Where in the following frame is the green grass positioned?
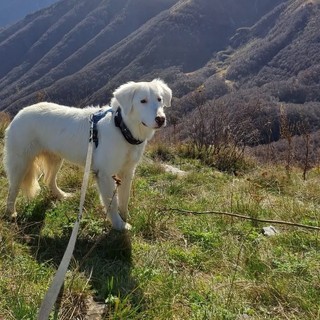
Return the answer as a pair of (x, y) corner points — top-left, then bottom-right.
(0, 136), (320, 319)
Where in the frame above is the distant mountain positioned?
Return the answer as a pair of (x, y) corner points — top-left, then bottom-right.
(171, 0), (320, 143)
(0, 0), (58, 27)
(0, 0), (286, 114)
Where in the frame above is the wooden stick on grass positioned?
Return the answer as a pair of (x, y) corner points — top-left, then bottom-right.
(165, 208), (320, 231)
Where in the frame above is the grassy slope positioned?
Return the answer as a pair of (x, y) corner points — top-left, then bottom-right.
(0, 135), (319, 319)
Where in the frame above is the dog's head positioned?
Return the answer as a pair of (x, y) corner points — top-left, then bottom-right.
(112, 79), (172, 129)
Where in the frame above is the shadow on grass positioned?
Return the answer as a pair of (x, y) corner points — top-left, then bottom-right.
(15, 198), (143, 318)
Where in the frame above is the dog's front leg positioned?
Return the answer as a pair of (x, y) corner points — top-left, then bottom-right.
(96, 172), (131, 230)
(118, 168), (135, 220)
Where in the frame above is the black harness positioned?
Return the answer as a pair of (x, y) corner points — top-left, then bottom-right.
(89, 107), (144, 147)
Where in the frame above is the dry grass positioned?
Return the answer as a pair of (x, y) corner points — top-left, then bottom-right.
(0, 112), (10, 139)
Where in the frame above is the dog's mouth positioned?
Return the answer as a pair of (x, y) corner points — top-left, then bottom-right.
(142, 122), (163, 130)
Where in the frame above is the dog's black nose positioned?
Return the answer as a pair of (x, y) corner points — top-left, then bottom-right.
(155, 116), (166, 127)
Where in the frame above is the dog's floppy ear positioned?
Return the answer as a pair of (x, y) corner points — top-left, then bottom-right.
(152, 78), (172, 107)
(113, 81), (137, 115)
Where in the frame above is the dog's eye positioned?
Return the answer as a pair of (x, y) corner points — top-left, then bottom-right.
(140, 99), (147, 104)
(157, 97), (162, 102)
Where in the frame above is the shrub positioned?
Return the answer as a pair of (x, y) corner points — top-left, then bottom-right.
(182, 89), (257, 173)
(147, 141), (176, 162)
(0, 112), (10, 139)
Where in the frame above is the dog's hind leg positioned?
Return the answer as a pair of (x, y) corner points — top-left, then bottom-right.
(96, 172), (131, 231)
(41, 153), (71, 199)
(6, 183), (20, 218)
(6, 159), (38, 218)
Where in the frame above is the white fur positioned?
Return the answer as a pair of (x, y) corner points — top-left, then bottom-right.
(3, 79), (172, 230)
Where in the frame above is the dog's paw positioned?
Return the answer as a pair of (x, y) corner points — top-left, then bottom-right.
(111, 218), (132, 231)
(62, 192), (73, 199)
(109, 212), (132, 231)
(113, 221), (132, 231)
(11, 212), (18, 219)
(4, 210), (18, 221)
(124, 222), (132, 230)
(55, 191), (73, 200)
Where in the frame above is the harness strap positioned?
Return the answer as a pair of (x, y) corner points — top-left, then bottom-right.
(90, 108), (113, 147)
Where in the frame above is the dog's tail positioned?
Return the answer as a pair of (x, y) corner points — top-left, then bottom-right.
(20, 160), (41, 199)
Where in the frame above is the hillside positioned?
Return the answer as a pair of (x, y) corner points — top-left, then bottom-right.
(171, 0), (320, 147)
(1, 0), (320, 151)
(0, 121), (319, 319)
(0, 0), (58, 27)
(0, 0), (286, 114)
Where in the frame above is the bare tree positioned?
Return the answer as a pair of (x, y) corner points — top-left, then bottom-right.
(185, 88), (258, 173)
(279, 104), (294, 176)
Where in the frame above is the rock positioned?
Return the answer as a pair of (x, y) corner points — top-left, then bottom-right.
(162, 164), (186, 176)
(262, 225), (279, 236)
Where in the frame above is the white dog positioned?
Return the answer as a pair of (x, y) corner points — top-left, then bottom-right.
(3, 79), (172, 230)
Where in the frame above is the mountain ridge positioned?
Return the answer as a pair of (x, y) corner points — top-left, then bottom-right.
(0, 0), (58, 27)
(0, 0), (287, 114)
